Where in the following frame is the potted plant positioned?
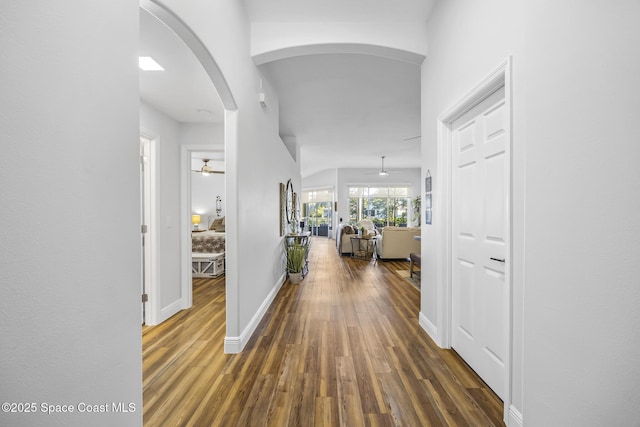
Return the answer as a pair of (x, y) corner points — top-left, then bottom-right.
(412, 195), (421, 227)
(286, 243), (306, 284)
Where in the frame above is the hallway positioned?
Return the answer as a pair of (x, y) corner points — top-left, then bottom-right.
(143, 237), (504, 426)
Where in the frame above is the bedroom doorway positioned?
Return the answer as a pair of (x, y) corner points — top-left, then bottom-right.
(182, 146), (226, 311)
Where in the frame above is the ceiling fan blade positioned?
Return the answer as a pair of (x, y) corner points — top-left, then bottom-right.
(402, 135), (421, 142)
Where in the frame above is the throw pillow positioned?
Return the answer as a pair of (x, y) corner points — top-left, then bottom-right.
(210, 217), (225, 230)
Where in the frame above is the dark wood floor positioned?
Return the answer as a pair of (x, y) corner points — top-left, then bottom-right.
(143, 237), (504, 426)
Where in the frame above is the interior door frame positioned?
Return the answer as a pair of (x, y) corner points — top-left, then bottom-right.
(140, 131), (159, 325)
(180, 144), (220, 311)
(436, 57), (513, 419)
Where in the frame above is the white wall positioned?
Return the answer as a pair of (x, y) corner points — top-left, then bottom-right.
(191, 172), (225, 223)
(522, 1), (640, 425)
(302, 168), (337, 190)
(159, 0), (300, 348)
(251, 22), (427, 65)
(0, 2), (141, 426)
(423, 0), (640, 425)
(422, 0), (524, 421)
(181, 122), (223, 148)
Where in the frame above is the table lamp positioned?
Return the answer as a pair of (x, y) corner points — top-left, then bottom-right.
(191, 214), (201, 230)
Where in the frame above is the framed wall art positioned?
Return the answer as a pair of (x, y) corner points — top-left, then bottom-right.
(425, 170), (432, 225)
(279, 182), (286, 236)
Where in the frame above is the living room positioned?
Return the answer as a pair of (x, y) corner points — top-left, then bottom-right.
(302, 166), (422, 261)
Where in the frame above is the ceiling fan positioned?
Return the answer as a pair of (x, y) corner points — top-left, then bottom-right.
(192, 159), (224, 175)
(367, 156), (403, 176)
(402, 135), (421, 142)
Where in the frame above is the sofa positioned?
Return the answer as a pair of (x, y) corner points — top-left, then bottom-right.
(376, 226), (421, 260)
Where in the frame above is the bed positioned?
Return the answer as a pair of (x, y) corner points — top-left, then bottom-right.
(192, 230), (226, 253)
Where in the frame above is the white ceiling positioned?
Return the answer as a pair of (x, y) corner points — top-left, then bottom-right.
(139, 1), (436, 177)
(139, 9), (224, 124)
(242, 0), (436, 23)
(260, 53), (422, 177)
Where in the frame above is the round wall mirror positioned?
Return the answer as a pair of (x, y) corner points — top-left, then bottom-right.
(285, 179), (294, 223)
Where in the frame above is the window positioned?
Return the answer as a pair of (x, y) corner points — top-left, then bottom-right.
(348, 186), (412, 227)
(301, 188), (333, 236)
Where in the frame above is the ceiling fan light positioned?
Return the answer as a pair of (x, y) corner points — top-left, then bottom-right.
(378, 171), (388, 176)
(200, 159), (214, 176)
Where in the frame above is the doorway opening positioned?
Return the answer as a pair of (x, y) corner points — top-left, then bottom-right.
(301, 188), (334, 238)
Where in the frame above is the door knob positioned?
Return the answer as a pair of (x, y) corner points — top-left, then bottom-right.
(490, 257), (505, 263)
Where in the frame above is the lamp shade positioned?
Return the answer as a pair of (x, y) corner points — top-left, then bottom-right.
(191, 215), (201, 225)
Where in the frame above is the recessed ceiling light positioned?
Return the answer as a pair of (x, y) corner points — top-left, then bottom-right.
(139, 56), (164, 71)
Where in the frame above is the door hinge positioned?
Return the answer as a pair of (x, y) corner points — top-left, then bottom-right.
(141, 224), (148, 234)
(142, 293), (149, 303)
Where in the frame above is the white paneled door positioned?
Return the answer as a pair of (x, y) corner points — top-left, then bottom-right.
(451, 86), (508, 400)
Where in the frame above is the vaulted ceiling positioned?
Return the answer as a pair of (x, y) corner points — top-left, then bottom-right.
(139, 1), (436, 178)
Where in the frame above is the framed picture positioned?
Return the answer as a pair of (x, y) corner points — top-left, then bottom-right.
(279, 182), (286, 236)
(425, 209), (432, 225)
(425, 172), (432, 193)
(425, 193), (432, 209)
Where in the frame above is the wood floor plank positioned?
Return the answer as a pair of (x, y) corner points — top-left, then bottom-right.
(335, 356), (366, 427)
(143, 237), (504, 426)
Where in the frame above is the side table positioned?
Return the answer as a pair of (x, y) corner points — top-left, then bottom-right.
(350, 236), (377, 261)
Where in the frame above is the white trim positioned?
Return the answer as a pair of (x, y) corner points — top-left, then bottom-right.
(435, 57), (513, 423)
(223, 110), (239, 344)
(139, 130), (160, 325)
(224, 273), (287, 353)
(160, 299), (183, 322)
(223, 336), (242, 354)
(508, 405), (523, 427)
(434, 118), (452, 348)
(418, 312), (441, 346)
(140, 0), (236, 111)
(180, 144), (221, 311)
(180, 146), (193, 311)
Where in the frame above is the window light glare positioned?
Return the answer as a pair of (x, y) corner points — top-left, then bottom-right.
(139, 56), (164, 71)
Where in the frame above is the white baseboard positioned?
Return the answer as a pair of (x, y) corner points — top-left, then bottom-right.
(508, 405), (523, 427)
(159, 299), (183, 324)
(419, 311), (441, 346)
(223, 336), (242, 354)
(224, 273), (287, 354)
